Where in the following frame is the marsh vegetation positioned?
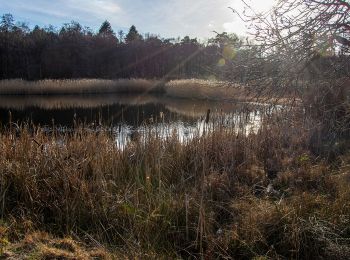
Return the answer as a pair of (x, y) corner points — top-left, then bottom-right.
(1, 106), (350, 259)
(1, 0), (350, 259)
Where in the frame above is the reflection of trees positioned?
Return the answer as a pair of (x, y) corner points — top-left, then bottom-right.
(0, 101), (197, 128)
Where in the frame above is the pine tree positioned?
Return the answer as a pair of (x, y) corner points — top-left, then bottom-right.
(98, 20), (115, 38)
(125, 25), (142, 43)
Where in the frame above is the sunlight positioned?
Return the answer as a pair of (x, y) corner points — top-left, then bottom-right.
(1, 0), (349, 258)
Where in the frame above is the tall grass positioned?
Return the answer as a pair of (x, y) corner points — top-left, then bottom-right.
(165, 79), (298, 104)
(0, 108), (349, 258)
(0, 93), (252, 114)
(165, 79), (247, 101)
(0, 79), (297, 104)
(0, 79), (165, 95)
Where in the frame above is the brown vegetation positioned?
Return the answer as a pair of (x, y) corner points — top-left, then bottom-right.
(0, 79), (298, 107)
(165, 79), (247, 100)
(0, 0), (348, 258)
(0, 107), (349, 259)
(0, 78), (165, 95)
(1, 231), (112, 259)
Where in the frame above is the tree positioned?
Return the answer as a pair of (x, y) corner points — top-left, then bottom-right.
(227, 0), (350, 91)
(28, 25), (49, 78)
(209, 32), (241, 49)
(125, 25), (142, 43)
(0, 13), (14, 32)
(238, 0), (350, 150)
(59, 21), (83, 36)
(241, 0), (350, 64)
(181, 36), (198, 44)
(118, 30), (125, 43)
(98, 20), (116, 39)
(0, 13), (234, 81)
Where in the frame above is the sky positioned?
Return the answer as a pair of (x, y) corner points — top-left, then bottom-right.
(0, 0), (275, 39)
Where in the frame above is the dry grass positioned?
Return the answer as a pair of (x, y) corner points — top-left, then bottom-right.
(165, 79), (299, 104)
(165, 79), (248, 101)
(0, 79), (298, 105)
(0, 109), (349, 258)
(0, 79), (165, 95)
(1, 231), (113, 259)
(0, 94), (247, 117)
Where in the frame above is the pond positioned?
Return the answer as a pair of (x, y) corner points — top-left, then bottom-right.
(0, 94), (278, 148)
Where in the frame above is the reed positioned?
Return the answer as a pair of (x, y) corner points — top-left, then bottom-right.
(0, 109), (349, 258)
(0, 79), (299, 107)
(165, 79), (247, 101)
(0, 78), (165, 95)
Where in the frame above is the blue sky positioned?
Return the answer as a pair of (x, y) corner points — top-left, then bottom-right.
(0, 0), (275, 39)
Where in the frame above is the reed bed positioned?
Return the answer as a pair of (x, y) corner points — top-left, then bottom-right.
(0, 94), (161, 110)
(165, 79), (247, 101)
(0, 78), (233, 96)
(0, 94), (243, 114)
(164, 79), (298, 105)
(0, 109), (349, 259)
(0, 78), (298, 106)
(0, 78), (240, 100)
(0, 79), (165, 95)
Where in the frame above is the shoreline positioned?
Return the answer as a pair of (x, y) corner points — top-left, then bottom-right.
(0, 78), (299, 105)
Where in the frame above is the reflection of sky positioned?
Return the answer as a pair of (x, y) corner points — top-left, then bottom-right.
(33, 102), (283, 150)
(115, 109), (265, 150)
(1, 0), (275, 39)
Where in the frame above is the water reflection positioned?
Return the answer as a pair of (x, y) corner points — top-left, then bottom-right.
(0, 94), (279, 148)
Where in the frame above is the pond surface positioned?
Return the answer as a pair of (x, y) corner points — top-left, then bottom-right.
(0, 94), (277, 148)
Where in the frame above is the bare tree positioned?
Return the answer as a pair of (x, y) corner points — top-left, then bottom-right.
(231, 0), (350, 91)
(243, 0), (349, 56)
(237, 0), (350, 155)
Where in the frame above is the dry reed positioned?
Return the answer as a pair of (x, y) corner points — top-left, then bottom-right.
(0, 109), (349, 258)
(0, 79), (165, 95)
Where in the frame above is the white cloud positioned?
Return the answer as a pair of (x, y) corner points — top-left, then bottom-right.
(0, 0), (276, 38)
(223, 22), (235, 32)
(67, 0), (122, 17)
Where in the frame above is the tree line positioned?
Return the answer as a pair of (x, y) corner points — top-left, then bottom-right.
(1, 9), (348, 85)
(0, 14), (254, 81)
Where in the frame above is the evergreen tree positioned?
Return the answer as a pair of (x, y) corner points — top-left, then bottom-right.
(98, 20), (115, 38)
(125, 25), (142, 43)
(0, 13), (14, 32)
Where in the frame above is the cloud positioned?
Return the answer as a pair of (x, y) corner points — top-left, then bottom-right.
(2, 0), (122, 21)
(223, 22), (235, 33)
(66, 0), (122, 18)
(0, 0), (276, 38)
(119, 0), (241, 38)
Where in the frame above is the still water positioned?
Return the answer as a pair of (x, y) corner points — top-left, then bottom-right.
(0, 94), (276, 148)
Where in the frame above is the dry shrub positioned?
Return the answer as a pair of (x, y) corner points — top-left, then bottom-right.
(303, 78), (350, 159)
(227, 192), (350, 259)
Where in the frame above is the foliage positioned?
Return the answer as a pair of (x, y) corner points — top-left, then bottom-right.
(0, 14), (258, 82)
(98, 20), (116, 39)
(125, 25), (142, 43)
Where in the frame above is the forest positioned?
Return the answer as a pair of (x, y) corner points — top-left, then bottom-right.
(2, 12), (348, 85)
(0, 14), (248, 80)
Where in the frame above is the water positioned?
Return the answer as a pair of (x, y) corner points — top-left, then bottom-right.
(0, 94), (277, 148)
